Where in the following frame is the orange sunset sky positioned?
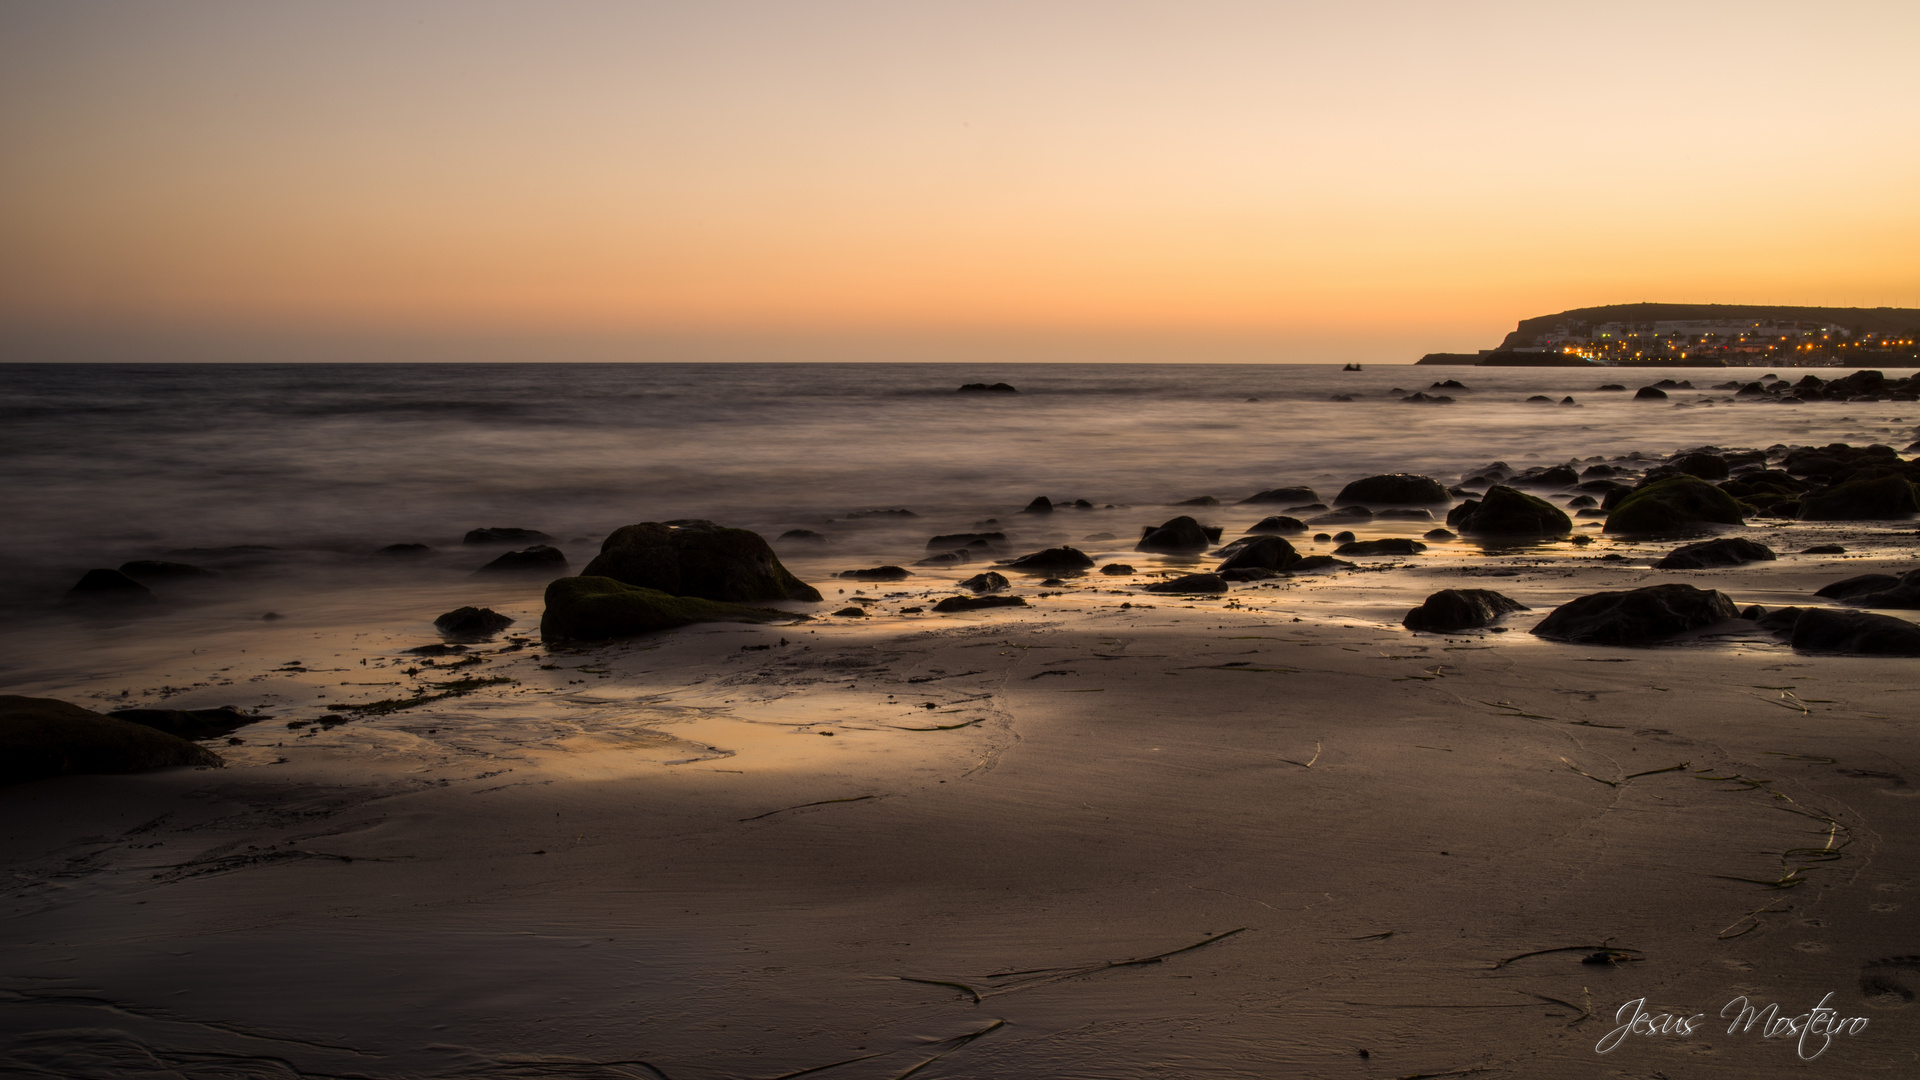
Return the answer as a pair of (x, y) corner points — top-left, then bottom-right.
(2, 1), (1917, 363)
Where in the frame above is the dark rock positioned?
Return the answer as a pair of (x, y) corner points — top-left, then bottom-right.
(1310, 507), (1374, 525)
(1526, 395), (1553, 403)
(1083, 532), (1116, 541)
(118, 560), (219, 581)
(1674, 453), (1731, 480)
(1424, 528), (1457, 540)
(1216, 536), (1300, 573)
(1798, 476), (1920, 521)
(1239, 487), (1320, 505)
(1218, 568), (1277, 581)
(1634, 386), (1668, 400)
(1603, 476), (1746, 534)
(581, 520), (821, 602)
(928, 532), (1006, 550)
(1175, 495), (1220, 506)
(1402, 589), (1529, 633)
(1022, 497), (1055, 514)
(1313, 533), (1332, 542)
(1284, 556), (1355, 574)
(932, 594), (1028, 613)
(1567, 495), (1597, 509)
(1101, 564), (1135, 575)
(1, 696), (223, 784)
(1006, 546), (1095, 570)
(957, 382), (1018, 394)
(477, 545), (567, 574)
(959, 571), (1010, 593)
(540, 576), (793, 641)
(1400, 392), (1454, 403)
(375, 544), (434, 557)
(1334, 474), (1450, 505)
(1561, 396), (1578, 405)
(1136, 516), (1216, 554)
(844, 508), (919, 519)
(777, 529), (829, 543)
(1785, 608), (1920, 655)
(1431, 379), (1469, 390)
(1800, 545), (1846, 555)
(915, 550), (972, 566)
(465, 527), (552, 545)
(1446, 485), (1572, 537)
(1334, 538), (1426, 556)
(839, 566), (910, 581)
(434, 606), (515, 638)
(1040, 578), (1067, 586)
(831, 606), (868, 617)
(107, 706), (253, 741)
(1531, 584), (1739, 646)
(1375, 509), (1435, 521)
(404, 643), (469, 655)
(1245, 516), (1307, 535)
(63, 569), (156, 604)
(1653, 538), (1776, 570)
(1597, 384), (1626, 391)
(1143, 573), (1229, 594)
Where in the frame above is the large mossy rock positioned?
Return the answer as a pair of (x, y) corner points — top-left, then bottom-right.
(1446, 485), (1571, 537)
(1531, 583), (1738, 646)
(1798, 475), (1920, 521)
(1403, 589), (1528, 633)
(1334, 473), (1450, 505)
(1603, 476), (1746, 535)
(1, 696), (223, 784)
(581, 521), (821, 602)
(1653, 537), (1776, 570)
(540, 576), (793, 642)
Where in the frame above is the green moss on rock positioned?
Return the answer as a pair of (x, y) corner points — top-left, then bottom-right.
(1603, 476), (1746, 534)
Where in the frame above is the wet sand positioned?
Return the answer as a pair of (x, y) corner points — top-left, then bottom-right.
(4, 516), (1920, 1077)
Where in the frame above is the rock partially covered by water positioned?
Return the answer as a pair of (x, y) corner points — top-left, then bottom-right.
(1653, 537), (1776, 570)
(477, 545), (568, 574)
(1334, 474), (1450, 505)
(1285, 555), (1355, 574)
(932, 594), (1028, 612)
(959, 571), (1010, 593)
(1135, 516), (1218, 554)
(1784, 607), (1920, 655)
(118, 560), (219, 581)
(1674, 452), (1730, 480)
(1100, 563), (1135, 575)
(1144, 573), (1229, 594)
(582, 520), (821, 603)
(435, 606), (515, 638)
(1446, 485), (1571, 537)
(1814, 573), (1899, 600)
(465, 527), (553, 545)
(1238, 487), (1319, 505)
(1, 696), (223, 785)
(957, 382), (1018, 394)
(1634, 386), (1668, 400)
(1006, 546), (1095, 570)
(1215, 536), (1300, 573)
(1022, 496), (1055, 514)
(107, 706), (253, 741)
(928, 531), (1006, 550)
(1245, 516), (1307, 535)
(1333, 538), (1427, 557)
(63, 568), (157, 604)
(1603, 477), (1746, 534)
(1531, 583), (1738, 646)
(1402, 589), (1529, 633)
(777, 529), (829, 543)
(1835, 569), (1920, 609)
(1798, 475), (1920, 521)
(540, 577), (793, 641)
(839, 566), (910, 581)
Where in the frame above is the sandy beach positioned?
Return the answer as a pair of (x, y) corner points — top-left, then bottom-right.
(5, 498), (1918, 1078)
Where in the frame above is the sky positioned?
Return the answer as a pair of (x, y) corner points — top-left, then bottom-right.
(2, 0), (1917, 363)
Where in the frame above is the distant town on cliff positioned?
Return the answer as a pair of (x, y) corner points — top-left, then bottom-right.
(1418, 302), (1920, 367)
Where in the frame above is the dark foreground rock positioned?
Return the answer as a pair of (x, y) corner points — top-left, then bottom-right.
(932, 594), (1028, 613)
(1653, 537), (1777, 570)
(1006, 546), (1095, 571)
(1446, 485), (1571, 537)
(1335, 474), (1450, 504)
(1334, 538), (1427, 557)
(1532, 583), (1738, 646)
(959, 571), (1010, 593)
(582, 520), (821, 602)
(1603, 476), (1746, 534)
(1, 696), (223, 784)
(465, 527), (553, 545)
(1143, 573), (1229, 594)
(540, 577), (793, 641)
(1136, 516), (1219, 554)
(1215, 536), (1300, 573)
(1761, 607), (1920, 655)
(1403, 589), (1528, 633)
(108, 706), (254, 741)
(118, 560), (219, 581)
(1814, 574), (1901, 600)
(477, 545), (567, 573)
(435, 606), (515, 638)
(63, 568), (156, 604)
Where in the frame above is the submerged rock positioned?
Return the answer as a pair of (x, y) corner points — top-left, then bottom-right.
(1143, 573), (1229, 594)
(1447, 485), (1572, 537)
(464, 527), (553, 545)
(581, 520), (821, 602)
(1603, 476), (1746, 534)
(1531, 584), (1738, 646)
(1403, 589), (1528, 633)
(477, 545), (568, 574)
(64, 568), (157, 604)
(1175, 495), (1220, 507)
(915, 550), (972, 566)
(1021, 496), (1055, 514)
(118, 560), (219, 581)
(1334, 474), (1450, 505)
(434, 606), (515, 638)
(1333, 538), (1427, 557)
(1006, 546), (1095, 570)
(1, 696), (223, 784)
(928, 531), (1006, 550)
(959, 571), (1010, 593)
(777, 529), (829, 543)
(1634, 386), (1668, 400)
(1238, 487), (1320, 505)
(1245, 516), (1307, 535)
(540, 577), (793, 641)
(932, 594), (1028, 613)
(839, 566), (910, 581)
(1100, 563), (1136, 575)
(1653, 537), (1776, 570)
(957, 382), (1018, 394)
(1283, 555), (1355, 574)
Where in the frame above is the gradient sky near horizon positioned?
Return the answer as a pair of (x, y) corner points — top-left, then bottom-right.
(3, 0), (1918, 361)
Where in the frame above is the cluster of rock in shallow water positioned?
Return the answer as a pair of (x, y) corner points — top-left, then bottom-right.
(1362, 368), (1920, 407)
